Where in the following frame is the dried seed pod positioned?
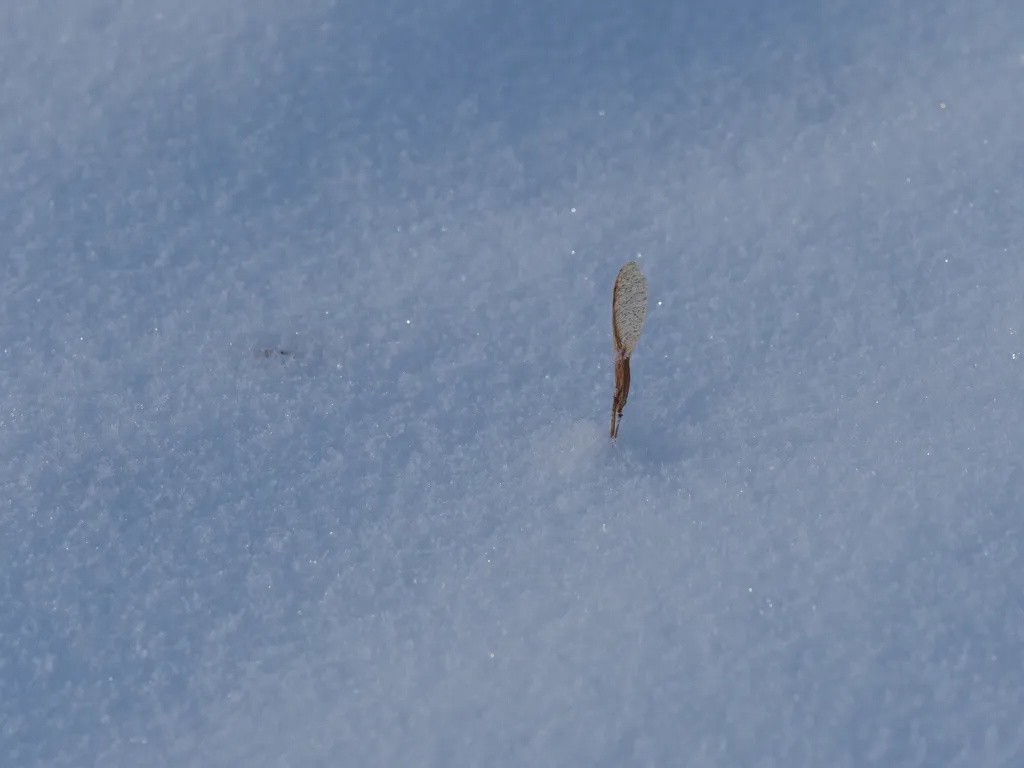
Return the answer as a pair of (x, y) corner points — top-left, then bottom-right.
(610, 261), (648, 438)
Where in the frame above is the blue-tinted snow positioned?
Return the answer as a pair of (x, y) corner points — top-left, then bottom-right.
(3, 0), (1024, 765)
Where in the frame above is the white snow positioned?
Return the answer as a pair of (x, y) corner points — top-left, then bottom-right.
(3, 1), (1024, 766)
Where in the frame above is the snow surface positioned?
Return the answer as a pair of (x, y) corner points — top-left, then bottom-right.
(3, 0), (1024, 765)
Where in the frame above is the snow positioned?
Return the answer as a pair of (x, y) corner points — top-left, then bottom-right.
(3, 0), (1024, 765)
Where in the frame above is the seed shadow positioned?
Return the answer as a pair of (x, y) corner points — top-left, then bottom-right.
(620, 381), (737, 469)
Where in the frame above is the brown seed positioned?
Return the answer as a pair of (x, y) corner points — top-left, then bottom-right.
(610, 261), (648, 438)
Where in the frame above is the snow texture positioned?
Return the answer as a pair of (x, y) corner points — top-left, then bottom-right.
(3, 0), (1024, 766)
(613, 261), (648, 356)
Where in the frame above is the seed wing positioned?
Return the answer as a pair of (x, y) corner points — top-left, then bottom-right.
(612, 261), (648, 355)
